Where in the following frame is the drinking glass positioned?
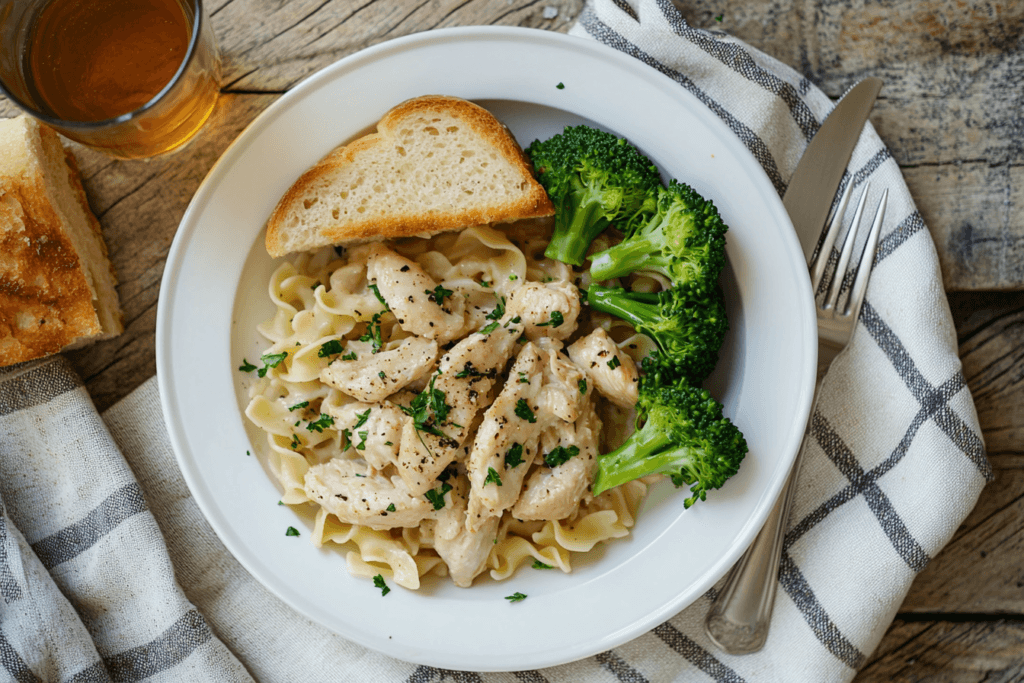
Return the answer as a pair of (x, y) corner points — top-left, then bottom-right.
(0, 0), (221, 159)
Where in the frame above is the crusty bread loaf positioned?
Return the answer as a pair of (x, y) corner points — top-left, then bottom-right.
(0, 116), (123, 367)
(264, 95), (555, 257)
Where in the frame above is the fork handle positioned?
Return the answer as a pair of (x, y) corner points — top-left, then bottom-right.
(704, 448), (804, 654)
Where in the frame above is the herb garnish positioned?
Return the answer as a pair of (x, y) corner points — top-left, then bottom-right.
(484, 467), (503, 487)
(373, 574), (391, 596)
(544, 445), (580, 468)
(514, 399), (536, 423)
(425, 285), (454, 306)
(505, 443), (524, 468)
(340, 351), (358, 361)
(509, 274), (518, 281)
(238, 358), (258, 373)
(369, 284), (390, 311)
(532, 560), (554, 570)
(537, 311), (564, 328)
(354, 409), (371, 428)
(517, 372), (530, 384)
(355, 431), (368, 450)
(289, 434), (300, 450)
(318, 340), (344, 358)
(485, 295), (506, 321)
(306, 413), (335, 433)
(400, 374), (455, 439)
(505, 592), (527, 603)
(424, 482), (453, 510)
(341, 428), (353, 451)
(288, 401), (309, 412)
(607, 355), (621, 370)
(386, 503), (396, 512)
(359, 313), (384, 353)
(480, 321), (500, 335)
(578, 378), (587, 394)
(285, 526), (300, 537)
(257, 351), (288, 377)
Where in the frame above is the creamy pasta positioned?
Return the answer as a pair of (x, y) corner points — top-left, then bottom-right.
(243, 220), (655, 589)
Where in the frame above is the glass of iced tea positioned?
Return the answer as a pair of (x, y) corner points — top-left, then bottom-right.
(0, 0), (220, 159)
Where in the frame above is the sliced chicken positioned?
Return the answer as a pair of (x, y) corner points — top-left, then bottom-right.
(432, 470), (501, 588)
(465, 341), (588, 531)
(395, 316), (525, 496)
(320, 336), (437, 403)
(366, 244), (466, 344)
(320, 397), (404, 471)
(512, 399), (602, 521)
(304, 459), (435, 530)
(506, 281), (580, 341)
(567, 328), (640, 409)
(464, 344), (546, 531)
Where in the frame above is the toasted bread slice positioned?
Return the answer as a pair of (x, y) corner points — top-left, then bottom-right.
(264, 95), (555, 257)
(0, 116), (123, 367)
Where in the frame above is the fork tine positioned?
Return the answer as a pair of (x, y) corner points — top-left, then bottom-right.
(810, 180), (854, 292)
(844, 188), (888, 318)
(824, 183), (871, 310)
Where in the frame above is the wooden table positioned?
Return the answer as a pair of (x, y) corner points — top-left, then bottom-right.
(4, 0), (1021, 678)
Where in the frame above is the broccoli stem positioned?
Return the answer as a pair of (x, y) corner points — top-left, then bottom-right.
(587, 286), (660, 329)
(589, 236), (663, 282)
(592, 425), (682, 495)
(544, 193), (610, 266)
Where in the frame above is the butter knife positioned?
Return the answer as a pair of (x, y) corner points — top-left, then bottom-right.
(704, 77), (882, 654)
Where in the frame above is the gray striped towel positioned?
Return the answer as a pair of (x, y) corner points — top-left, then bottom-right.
(0, 1), (988, 681)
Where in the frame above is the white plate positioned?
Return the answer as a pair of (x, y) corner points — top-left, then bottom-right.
(157, 26), (816, 672)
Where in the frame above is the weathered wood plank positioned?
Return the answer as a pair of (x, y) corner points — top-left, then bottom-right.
(903, 162), (1024, 291)
(855, 619), (1024, 682)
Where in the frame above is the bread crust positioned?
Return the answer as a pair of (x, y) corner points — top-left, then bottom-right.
(265, 95), (555, 257)
(0, 118), (121, 366)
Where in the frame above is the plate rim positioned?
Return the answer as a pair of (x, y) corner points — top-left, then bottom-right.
(156, 24), (817, 671)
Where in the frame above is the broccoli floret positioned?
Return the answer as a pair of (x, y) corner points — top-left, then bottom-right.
(526, 125), (661, 266)
(591, 380), (747, 507)
(588, 284), (728, 385)
(589, 180), (728, 289)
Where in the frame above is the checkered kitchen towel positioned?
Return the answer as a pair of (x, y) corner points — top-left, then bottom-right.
(0, 1), (989, 681)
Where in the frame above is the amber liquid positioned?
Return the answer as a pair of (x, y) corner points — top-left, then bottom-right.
(28, 0), (190, 121)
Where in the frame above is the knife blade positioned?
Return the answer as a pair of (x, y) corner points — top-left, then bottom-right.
(783, 77), (883, 264)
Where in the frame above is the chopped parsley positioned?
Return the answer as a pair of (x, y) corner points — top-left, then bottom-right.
(607, 355), (621, 370)
(505, 592), (527, 602)
(340, 351), (358, 361)
(544, 445), (580, 468)
(509, 274), (518, 281)
(537, 311), (564, 328)
(256, 351), (288, 377)
(578, 378), (587, 395)
(424, 482), (453, 510)
(311, 281), (321, 290)
(556, 82), (565, 89)
(504, 443), (525, 468)
(238, 358), (258, 373)
(714, 13), (724, 22)
(484, 467), (503, 487)
(285, 526), (300, 537)
(425, 284), (454, 306)
(378, 370), (387, 380)
(306, 413), (335, 433)
(532, 560), (554, 570)
(359, 313), (384, 353)
(373, 574), (391, 596)
(354, 409), (372, 428)
(485, 295), (506, 321)
(480, 280), (491, 288)
(400, 374), (456, 439)
(288, 401), (309, 412)
(517, 372), (530, 384)
(356, 430), (368, 450)
(479, 321), (500, 335)
(341, 428), (353, 451)
(514, 399), (536, 423)
(289, 434), (300, 450)
(369, 284), (390, 311)
(318, 340), (344, 358)
(386, 503), (396, 512)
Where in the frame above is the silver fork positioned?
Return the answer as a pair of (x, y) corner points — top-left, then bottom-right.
(704, 181), (889, 655)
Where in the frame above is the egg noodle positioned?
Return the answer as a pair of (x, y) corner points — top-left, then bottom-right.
(243, 221), (658, 589)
